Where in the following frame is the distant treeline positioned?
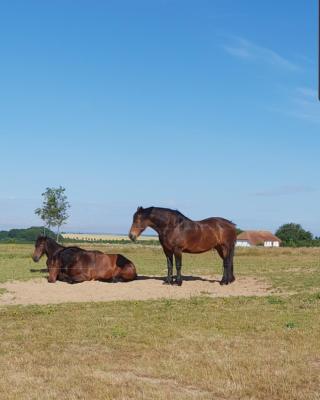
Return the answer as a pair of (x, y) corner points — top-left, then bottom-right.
(0, 227), (55, 243)
(275, 223), (320, 248)
(0, 227), (160, 245)
(279, 239), (320, 248)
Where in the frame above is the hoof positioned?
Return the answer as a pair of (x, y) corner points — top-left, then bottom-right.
(220, 277), (235, 285)
(173, 279), (183, 286)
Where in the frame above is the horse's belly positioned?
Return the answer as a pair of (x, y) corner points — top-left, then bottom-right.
(183, 246), (212, 254)
(182, 236), (216, 253)
(94, 267), (114, 280)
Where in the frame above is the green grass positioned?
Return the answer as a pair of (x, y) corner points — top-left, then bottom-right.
(0, 244), (320, 399)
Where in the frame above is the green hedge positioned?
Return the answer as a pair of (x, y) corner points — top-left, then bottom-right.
(0, 227), (55, 243)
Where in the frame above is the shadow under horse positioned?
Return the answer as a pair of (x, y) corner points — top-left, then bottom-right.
(32, 236), (137, 284)
(129, 206), (236, 286)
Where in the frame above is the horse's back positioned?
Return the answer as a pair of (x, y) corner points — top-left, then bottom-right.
(182, 217), (236, 249)
(199, 217), (237, 245)
(94, 253), (137, 281)
(198, 217), (235, 227)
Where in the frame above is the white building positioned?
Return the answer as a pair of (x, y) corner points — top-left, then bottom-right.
(236, 231), (281, 247)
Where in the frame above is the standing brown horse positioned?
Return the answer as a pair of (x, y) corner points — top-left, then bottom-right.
(129, 207), (236, 286)
(33, 236), (137, 284)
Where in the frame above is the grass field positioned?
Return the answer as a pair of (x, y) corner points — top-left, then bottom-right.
(0, 244), (320, 399)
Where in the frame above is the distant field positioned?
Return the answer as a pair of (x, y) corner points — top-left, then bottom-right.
(0, 244), (319, 399)
(62, 232), (158, 242)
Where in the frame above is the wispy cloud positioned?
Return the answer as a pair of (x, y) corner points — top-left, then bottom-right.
(296, 87), (317, 98)
(285, 86), (320, 124)
(254, 185), (317, 197)
(222, 36), (299, 71)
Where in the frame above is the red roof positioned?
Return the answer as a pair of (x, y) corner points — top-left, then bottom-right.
(237, 231), (281, 245)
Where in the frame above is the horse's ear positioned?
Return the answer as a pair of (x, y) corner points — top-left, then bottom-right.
(35, 235), (45, 243)
(137, 206), (144, 212)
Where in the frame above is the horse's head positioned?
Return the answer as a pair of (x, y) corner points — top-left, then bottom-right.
(32, 235), (47, 262)
(129, 206), (150, 242)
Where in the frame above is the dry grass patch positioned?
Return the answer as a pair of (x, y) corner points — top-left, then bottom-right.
(0, 295), (320, 399)
(0, 276), (271, 306)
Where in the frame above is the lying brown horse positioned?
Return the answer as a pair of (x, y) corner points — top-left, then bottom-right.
(32, 236), (137, 284)
(129, 207), (236, 286)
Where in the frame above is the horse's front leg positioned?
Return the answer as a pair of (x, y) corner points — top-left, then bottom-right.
(48, 258), (60, 283)
(163, 251), (174, 285)
(43, 258), (49, 272)
(174, 252), (183, 286)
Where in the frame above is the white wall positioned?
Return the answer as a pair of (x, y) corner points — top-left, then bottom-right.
(264, 241), (280, 247)
(236, 240), (251, 247)
(236, 240), (280, 247)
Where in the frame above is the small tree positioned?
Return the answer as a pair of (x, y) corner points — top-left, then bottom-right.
(35, 186), (70, 242)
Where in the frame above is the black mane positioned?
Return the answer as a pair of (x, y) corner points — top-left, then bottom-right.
(35, 235), (88, 254)
(140, 206), (191, 223)
(137, 206), (235, 226)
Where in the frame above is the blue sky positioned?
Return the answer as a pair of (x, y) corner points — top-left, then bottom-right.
(0, 0), (319, 235)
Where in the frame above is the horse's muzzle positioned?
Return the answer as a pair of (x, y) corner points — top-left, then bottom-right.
(32, 255), (40, 262)
(129, 233), (137, 242)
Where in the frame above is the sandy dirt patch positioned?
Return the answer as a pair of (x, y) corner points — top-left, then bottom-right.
(0, 275), (272, 306)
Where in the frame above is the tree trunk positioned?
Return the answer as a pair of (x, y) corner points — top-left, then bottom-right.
(56, 226), (60, 243)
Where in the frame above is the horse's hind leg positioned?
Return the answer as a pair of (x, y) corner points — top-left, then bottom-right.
(216, 245), (234, 285)
(174, 251), (183, 286)
(116, 263), (137, 282)
(229, 245), (235, 283)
